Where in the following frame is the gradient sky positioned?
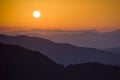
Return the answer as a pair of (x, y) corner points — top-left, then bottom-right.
(0, 0), (120, 32)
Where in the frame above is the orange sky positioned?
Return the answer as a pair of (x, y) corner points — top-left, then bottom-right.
(0, 0), (120, 32)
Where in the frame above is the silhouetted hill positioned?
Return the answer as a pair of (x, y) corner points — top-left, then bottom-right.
(0, 43), (63, 80)
(0, 34), (120, 66)
(63, 63), (120, 80)
(108, 47), (120, 55)
(0, 43), (120, 80)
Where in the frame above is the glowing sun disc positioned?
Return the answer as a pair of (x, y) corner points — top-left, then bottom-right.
(33, 10), (41, 18)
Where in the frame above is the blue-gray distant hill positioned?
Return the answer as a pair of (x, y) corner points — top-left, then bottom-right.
(2, 29), (120, 49)
(107, 47), (120, 55)
(0, 34), (120, 66)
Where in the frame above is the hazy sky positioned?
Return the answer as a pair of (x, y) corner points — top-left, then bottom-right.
(0, 0), (120, 32)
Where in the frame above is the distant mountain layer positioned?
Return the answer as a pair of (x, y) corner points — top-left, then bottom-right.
(2, 29), (120, 49)
(108, 47), (120, 55)
(0, 34), (120, 66)
(1, 43), (120, 80)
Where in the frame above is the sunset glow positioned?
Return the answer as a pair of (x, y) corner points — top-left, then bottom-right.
(0, 0), (120, 32)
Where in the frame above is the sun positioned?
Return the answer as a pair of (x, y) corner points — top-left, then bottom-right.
(33, 10), (41, 18)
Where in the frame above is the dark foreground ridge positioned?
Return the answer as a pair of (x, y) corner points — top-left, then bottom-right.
(0, 43), (120, 80)
(0, 43), (63, 80)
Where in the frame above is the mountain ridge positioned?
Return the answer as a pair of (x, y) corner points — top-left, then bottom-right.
(1, 29), (120, 49)
(0, 34), (120, 66)
(0, 42), (63, 80)
(1, 43), (120, 80)
(107, 47), (120, 55)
